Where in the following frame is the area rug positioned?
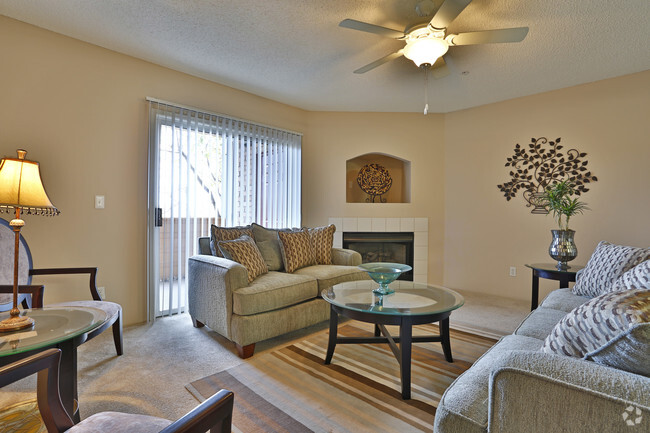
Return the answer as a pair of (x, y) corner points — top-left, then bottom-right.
(0, 399), (46, 433)
(186, 322), (497, 433)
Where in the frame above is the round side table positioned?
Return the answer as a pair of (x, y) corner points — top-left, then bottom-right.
(525, 263), (584, 311)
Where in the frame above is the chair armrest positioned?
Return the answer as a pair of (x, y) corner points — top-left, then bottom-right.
(30, 267), (101, 301)
(0, 285), (45, 308)
(160, 389), (234, 433)
(188, 255), (248, 339)
(488, 351), (650, 432)
(331, 248), (362, 266)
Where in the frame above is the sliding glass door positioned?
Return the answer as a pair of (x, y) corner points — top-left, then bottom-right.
(148, 104), (221, 319)
(147, 99), (302, 320)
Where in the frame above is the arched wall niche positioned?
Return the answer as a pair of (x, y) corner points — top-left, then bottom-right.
(346, 153), (411, 203)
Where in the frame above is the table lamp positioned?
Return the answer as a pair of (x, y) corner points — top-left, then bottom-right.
(0, 149), (59, 332)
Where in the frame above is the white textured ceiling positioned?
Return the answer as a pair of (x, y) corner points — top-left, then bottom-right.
(1, 0), (649, 113)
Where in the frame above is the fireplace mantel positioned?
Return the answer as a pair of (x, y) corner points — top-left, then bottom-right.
(328, 217), (428, 283)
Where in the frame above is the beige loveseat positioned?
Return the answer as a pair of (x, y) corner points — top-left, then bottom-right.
(188, 234), (369, 358)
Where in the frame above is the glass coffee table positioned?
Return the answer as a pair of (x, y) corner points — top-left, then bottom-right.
(322, 280), (464, 399)
(0, 307), (108, 421)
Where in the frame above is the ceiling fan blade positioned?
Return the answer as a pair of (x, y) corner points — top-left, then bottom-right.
(353, 50), (404, 74)
(339, 19), (405, 39)
(429, 0), (473, 30)
(450, 27), (529, 45)
(430, 56), (450, 79)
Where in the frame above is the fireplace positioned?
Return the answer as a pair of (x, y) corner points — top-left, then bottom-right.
(343, 232), (414, 281)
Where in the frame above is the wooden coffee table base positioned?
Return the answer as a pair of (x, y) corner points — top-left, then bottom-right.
(324, 303), (453, 400)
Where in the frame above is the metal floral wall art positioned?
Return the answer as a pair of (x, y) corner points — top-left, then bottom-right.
(357, 163), (392, 203)
(497, 137), (598, 213)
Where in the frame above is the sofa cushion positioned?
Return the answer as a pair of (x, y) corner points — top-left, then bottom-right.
(308, 224), (335, 265)
(294, 265), (370, 292)
(232, 271), (318, 316)
(218, 235), (268, 283)
(251, 223), (284, 271)
(572, 241), (649, 297)
(210, 224), (253, 257)
(539, 288), (590, 312)
(513, 308), (568, 340)
(434, 334), (543, 433)
(541, 288), (650, 375)
(278, 229), (315, 273)
(611, 260), (650, 291)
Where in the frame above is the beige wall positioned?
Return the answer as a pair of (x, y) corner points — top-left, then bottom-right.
(302, 112), (446, 283)
(2, 16), (648, 325)
(444, 70), (650, 302)
(0, 16), (307, 325)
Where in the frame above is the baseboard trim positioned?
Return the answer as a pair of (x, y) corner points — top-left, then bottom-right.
(450, 322), (505, 341)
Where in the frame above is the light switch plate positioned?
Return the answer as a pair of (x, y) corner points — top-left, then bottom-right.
(95, 195), (105, 209)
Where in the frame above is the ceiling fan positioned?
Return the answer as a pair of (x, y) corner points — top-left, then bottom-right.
(340, 0), (529, 76)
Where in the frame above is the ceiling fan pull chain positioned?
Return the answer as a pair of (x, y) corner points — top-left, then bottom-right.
(424, 68), (429, 115)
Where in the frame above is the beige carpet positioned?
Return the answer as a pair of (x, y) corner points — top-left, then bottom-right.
(187, 322), (496, 433)
(450, 289), (529, 339)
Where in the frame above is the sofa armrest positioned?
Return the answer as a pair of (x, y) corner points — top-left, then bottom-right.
(488, 351), (650, 433)
(331, 248), (362, 266)
(188, 254), (248, 339)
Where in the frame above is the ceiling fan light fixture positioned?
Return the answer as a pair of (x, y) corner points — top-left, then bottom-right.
(403, 35), (449, 67)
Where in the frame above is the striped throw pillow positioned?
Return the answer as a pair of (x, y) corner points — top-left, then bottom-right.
(217, 235), (268, 283)
(309, 224), (335, 265)
(210, 225), (253, 257)
(278, 229), (315, 273)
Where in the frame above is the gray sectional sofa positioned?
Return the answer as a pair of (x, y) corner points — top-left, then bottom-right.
(434, 245), (650, 432)
(188, 236), (369, 358)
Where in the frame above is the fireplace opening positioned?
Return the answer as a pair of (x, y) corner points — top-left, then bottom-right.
(343, 232), (414, 281)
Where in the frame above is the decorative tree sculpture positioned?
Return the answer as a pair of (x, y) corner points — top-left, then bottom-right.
(497, 137), (598, 213)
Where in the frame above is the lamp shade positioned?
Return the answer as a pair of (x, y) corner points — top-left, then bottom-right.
(0, 150), (59, 216)
(403, 36), (449, 67)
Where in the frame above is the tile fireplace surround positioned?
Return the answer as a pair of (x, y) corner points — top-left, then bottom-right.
(328, 217), (428, 283)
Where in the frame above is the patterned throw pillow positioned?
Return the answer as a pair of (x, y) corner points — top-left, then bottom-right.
(278, 229), (316, 273)
(210, 225), (253, 257)
(217, 235), (268, 283)
(611, 260), (650, 291)
(308, 224), (335, 265)
(541, 288), (650, 376)
(572, 241), (649, 297)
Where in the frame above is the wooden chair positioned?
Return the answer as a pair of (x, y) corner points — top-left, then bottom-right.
(0, 348), (234, 433)
(0, 218), (123, 356)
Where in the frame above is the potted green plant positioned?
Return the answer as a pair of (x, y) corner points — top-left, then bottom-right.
(541, 180), (590, 269)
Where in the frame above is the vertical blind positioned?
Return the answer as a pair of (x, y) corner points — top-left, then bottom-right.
(147, 99), (302, 319)
(220, 118), (302, 227)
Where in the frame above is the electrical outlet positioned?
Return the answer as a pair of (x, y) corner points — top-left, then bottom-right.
(509, 267), (517, 277)
(97, 286), (106, 299)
